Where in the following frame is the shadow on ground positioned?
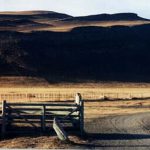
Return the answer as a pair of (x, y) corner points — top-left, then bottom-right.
(85, 133), (150, 141)
(70, 132), (150, 148)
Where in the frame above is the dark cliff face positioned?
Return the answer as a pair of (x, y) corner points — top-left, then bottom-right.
(0, 24), (150, 82)
(0, 11), (150, 82)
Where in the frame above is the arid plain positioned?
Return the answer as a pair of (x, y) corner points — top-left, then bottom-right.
(0, 11), (150, 149)
(0, 77), (150, 148)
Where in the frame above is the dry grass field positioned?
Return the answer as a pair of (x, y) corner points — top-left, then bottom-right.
(1, 76), (150, 102)
(0, 76), (150, 148)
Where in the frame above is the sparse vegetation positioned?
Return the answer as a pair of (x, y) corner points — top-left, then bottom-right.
(0, 11), (150, 148)
(0, 86), (150, 148)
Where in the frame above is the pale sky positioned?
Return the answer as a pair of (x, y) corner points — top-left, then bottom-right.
(0, 0), (150, 19)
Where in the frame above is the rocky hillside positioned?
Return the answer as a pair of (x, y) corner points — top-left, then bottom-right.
(0, 24), (150, 82)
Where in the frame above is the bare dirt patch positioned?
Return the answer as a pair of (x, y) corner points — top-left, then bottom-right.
(0, 135), (87, 149)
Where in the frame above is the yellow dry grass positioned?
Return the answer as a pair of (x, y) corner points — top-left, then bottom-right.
(40, 20), (150, 32)
(0, 76), (150, 102)
(85, 99), (150, 119)
(0, 77), (150, 148)
(0, 20), (150, 33)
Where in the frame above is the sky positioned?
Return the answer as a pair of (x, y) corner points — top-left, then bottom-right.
(0, 0), (150, 19)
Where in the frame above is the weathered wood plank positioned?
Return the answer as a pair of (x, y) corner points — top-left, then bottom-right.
(6, 108), (41, 112)
(11, 120), (77, 123)
(41, 105), (46, 131)
(11, 120), (42, 123)
(8, 103), (76, 107)
(53, 118), (68, 141)
(46, 108), (76, 112)
(80, 98), (84, 136)
(6, 108), (76, 112)
(75, 93), (82, 105)
(11, 119), (79, 124)
(75, 93), (84, 136)
(8, 114), (79, 119)
(1, 100), (6, 137)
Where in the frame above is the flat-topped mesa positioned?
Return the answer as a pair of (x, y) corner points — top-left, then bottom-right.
(64, 13), (149, 21)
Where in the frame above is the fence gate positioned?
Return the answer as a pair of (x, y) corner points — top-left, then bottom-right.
(1, 93), (84, 137)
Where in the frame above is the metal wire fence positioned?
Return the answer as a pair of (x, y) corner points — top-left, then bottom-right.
(0, 92), (150, 102)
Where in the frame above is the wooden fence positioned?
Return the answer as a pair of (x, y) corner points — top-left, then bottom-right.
(1, 93), (84, 137)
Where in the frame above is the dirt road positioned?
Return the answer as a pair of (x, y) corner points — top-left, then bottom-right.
(83, 112), (150, 149)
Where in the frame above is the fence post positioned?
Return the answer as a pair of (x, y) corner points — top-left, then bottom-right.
(41, 105), (46, 132)
(75, 93), (84, 136)
(1, 100), (6, 137)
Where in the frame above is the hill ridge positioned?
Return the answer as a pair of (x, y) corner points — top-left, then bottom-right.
(0, 11), (149, 21)
(64, 13), (149, 21)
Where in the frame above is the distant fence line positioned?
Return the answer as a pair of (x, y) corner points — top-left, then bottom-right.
(0, 92), (150, 102)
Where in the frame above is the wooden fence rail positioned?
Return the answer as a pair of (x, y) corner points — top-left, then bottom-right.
(0, 93), (84, 137)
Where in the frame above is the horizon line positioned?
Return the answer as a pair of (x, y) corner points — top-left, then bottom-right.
(0, 10), (147, 19)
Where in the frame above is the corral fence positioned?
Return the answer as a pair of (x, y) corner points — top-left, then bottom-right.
(0, 92), (150, 102)
(0, 93), (84, 137)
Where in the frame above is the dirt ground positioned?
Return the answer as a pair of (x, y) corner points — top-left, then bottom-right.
(84, 112), (150, 149)
(0, 135), (88, 149)
(0, 78), (150, 149)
